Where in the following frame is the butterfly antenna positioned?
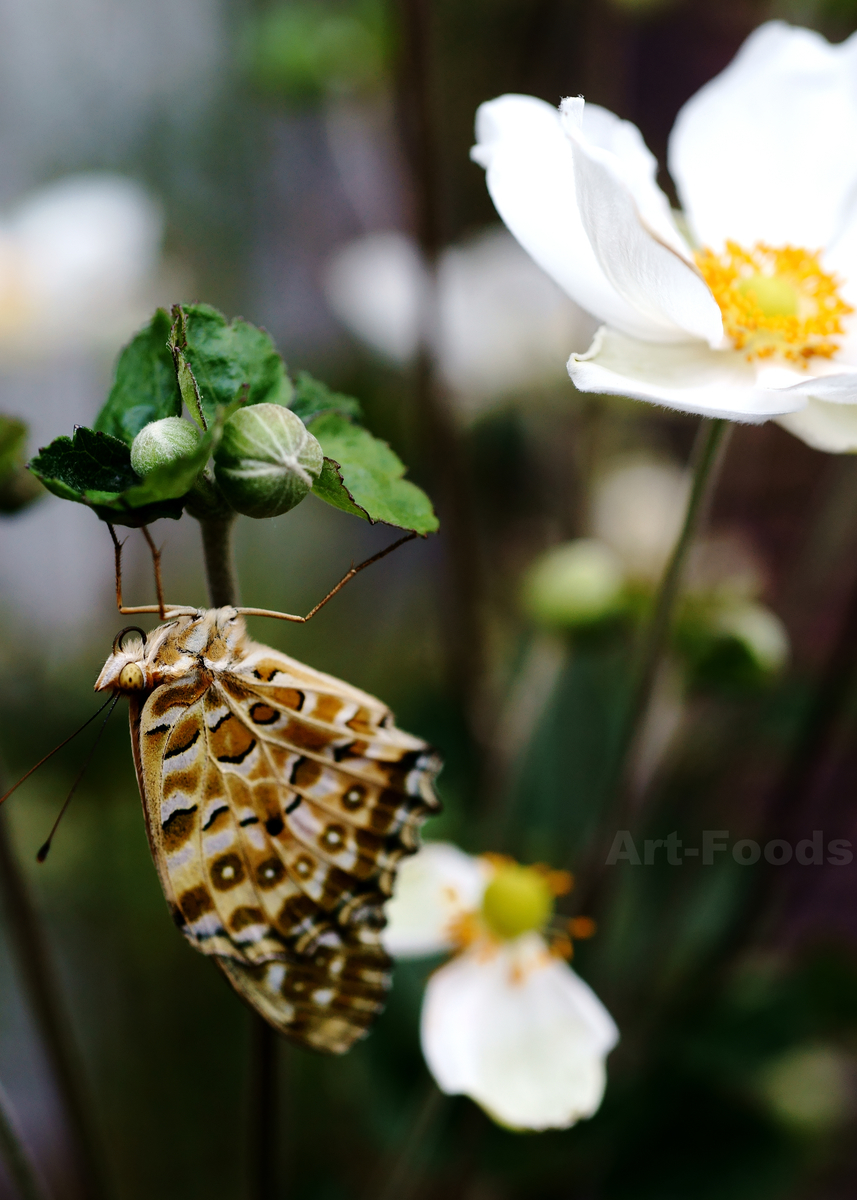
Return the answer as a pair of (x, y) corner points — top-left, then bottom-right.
(140, 525), (166, 620)
(0, 694), (116, 809)
(237, 531), (420, 624)
(36, 693), (121, 863)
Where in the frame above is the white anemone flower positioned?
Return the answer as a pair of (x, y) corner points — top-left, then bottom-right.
(472, 21), (857, 452)
(383, 842), (618, 1131)
(0, 173), (167, 357)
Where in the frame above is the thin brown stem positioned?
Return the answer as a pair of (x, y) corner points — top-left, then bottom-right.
(369, 1080), (445, 1200)
(0, 1081), (51, 1200)
(0, 807), (111, 1200)
(237, 532), (419, 623)
(392, 0), (485, 713)
(140, 526), (166, 619)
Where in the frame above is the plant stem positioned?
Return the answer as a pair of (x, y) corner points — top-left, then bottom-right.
(576, 417), (732, 909)
(371, 1080), (445, 1200)
(196, 515), (280, 1197)
(392, 0), (485, 715)
(248, 1017), (277, 1200)
(199, 515), (238, 607)
(0, 809), (110, 1200)
(0, 1080), (51, 1200)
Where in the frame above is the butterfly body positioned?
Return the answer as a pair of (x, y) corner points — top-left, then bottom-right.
(95, 607), (441, 1053)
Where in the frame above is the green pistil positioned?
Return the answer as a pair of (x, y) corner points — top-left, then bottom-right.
(738, 274), (798, 318)
(481, 864), (553, 940)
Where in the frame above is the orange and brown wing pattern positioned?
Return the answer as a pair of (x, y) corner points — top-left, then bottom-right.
(130, 625), (441, 1052)
(217, 926), (392, 1054)
(225, 641), (442, 888)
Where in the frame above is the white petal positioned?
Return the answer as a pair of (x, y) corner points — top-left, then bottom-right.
(382, 843), (487, 958)
(472, 94), (700, 343)
(777, 369), (857, 405)
(777, 400), (857, 453)
(421, 934), (618, 1131)
(669, 21), (857, 250)
(559, 100), (722, 346)
(569, 327), (806, 421)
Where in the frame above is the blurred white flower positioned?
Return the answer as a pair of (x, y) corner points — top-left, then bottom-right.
(472, 22), (857, 449)
(323, 226), (598, 419)
(590, 458), (690, 584)
(384, 843), (618, 1131)
(0, 173), (168, 356)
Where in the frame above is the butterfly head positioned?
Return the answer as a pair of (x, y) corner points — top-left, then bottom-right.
(95, 609), (249, 695)
(95, 626), (153, 695)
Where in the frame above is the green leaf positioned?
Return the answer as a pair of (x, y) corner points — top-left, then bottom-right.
(0, 416), (28, 481)
(31, 427), (138, 495)
(94, 309), (183, 445)
(0, 415), (43, 514)
(290, 371), (363, 424)
(308, 412), (438, 534)
(169, 303), (293, 427)
(28, 426), (190, 527)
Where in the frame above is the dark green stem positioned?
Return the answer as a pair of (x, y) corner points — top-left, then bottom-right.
(0, 1081), (50, 1200)
(577, 417), (732, 908)
(199, 515), (239, 607)
(620, 419), (731, 773)
(0, 809), (110, 1200)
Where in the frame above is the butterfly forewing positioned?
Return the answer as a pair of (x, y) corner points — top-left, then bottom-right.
(114, 609), (441, 1053)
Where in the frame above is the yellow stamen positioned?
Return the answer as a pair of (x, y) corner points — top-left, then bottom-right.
(568, 916), (596, 940)
(695, 240), (852, 366)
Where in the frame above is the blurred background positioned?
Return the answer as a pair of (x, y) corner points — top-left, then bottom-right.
(4, 0), (857, 1197)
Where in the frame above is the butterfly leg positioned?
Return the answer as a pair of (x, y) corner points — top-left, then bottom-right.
(107, 523), (189, 617)
(140, 526), (166, 620)
(236, 531), (419, 624)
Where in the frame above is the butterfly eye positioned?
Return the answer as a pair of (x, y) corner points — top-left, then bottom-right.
(118, 663), (146, 691)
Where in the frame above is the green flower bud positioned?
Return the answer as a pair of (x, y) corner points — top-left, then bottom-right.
(522, 539), (626, 629)
(481, 864), (553, 941)
(130, 417), (202, 478)
(214, 403), (323, 519)
(679, 601), (789, 693)
(713, 602), (789, 674)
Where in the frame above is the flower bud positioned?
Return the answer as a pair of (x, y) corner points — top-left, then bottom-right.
(130, 417), (202, 479)
(481, 864), (553, 941)
(213, 403), (323, 519)
(522, 539), (626, 629)
(680, 600), (789, 692)
(713, 602), (789, 675)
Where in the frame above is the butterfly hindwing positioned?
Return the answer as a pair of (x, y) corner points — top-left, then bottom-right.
(124, 610), (441, 1053)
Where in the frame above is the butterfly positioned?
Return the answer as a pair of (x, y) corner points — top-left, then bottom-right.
(93, 564), (440, 1053)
